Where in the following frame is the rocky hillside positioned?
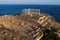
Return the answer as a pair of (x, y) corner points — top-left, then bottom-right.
(0, 9), (60, 40)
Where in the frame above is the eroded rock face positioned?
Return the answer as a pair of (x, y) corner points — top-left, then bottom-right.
(0, 26), (20, 40)
(0, 14), (43, 40)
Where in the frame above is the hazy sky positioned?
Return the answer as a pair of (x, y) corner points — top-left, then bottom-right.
(0, 0), (60, 5)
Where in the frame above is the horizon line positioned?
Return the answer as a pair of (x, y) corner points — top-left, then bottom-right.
(0, 4), (60, 5)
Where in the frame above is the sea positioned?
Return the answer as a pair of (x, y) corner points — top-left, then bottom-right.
(0, 5), (60, 22)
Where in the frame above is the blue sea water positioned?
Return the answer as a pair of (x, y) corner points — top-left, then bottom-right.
(0, 5), (60, 22)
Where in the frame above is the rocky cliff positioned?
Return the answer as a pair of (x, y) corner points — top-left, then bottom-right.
(0, 9), (60, 40)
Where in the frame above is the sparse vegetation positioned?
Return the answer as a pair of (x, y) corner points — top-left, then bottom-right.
(41, 27), (60, 40)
